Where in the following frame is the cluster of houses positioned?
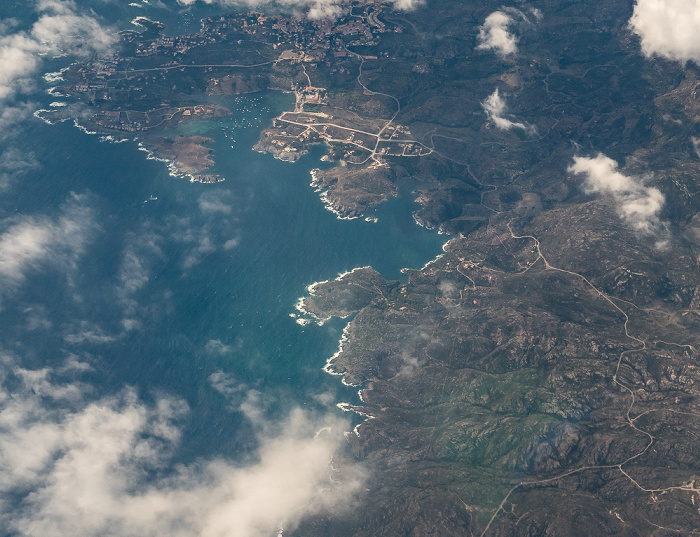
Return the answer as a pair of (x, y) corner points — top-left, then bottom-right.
(134, 35), (215, 57)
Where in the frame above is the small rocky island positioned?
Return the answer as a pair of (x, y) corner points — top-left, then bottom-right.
(145, 136), (222, 183)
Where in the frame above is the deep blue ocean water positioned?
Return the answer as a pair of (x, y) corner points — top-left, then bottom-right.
(1, 1), (446, 465)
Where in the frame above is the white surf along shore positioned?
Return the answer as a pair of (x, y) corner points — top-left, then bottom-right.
(295, 243), (450, 435)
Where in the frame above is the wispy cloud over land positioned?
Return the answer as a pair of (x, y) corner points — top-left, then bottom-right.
(0, 1), (115, 100)
(176, 0), (423, 19)
(476, 10), (519, 56)
(32, 0), (116, 53)
(569, 154), (669, 245)
(629, 0), (700, 64)
(0, 0), (115, 133)
(0, 356), (365, 537)
(482, 89), (533, 133)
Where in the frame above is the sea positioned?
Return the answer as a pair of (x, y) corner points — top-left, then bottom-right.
(0, 0), (445, 476)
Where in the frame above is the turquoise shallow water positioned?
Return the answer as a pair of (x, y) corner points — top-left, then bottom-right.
(3, 47), (445, 463)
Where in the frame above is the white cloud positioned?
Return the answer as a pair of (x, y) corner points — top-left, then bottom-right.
(0, 357), (364, 537)
(115, 226), (164, 318)
(529, 7), (543, 21)
(206, 340), (235, 355)
(176, 0), (345, 19)
(0, 222), (52, 283)
(0, 0), (115, 112)
(388, 0), (424, 9)
(223, 236), (240, 249)
(0, 103), (36, 136)
(0, 147), (40, 190)
(0, 192), (97, 292)
(476, 11), (518, 56)
(208, 371), (279, 428)
(396, 352), (421, 377)
(568, 154), (669, 243)
(209, 369), (243, 394)
(166, 214), (240, 270)
(198, 192), (234, 215)
(31, 0), (116, 57)
(115, 211), (240, 323)
(22, 305), (53, 331)
(179, 222), (218, 269)
(0, 35), (42, 101)
(692, 136), (700, 158)
(13, 366), (86, 402)
(482, 89), (532, 132)
(176, 0), (422, 19)
(209, 370), (260, 415)
(629, 0), (700, 64)
(63, 322), (118, 345)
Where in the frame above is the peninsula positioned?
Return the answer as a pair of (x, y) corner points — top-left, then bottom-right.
(45, 0), (700, 534)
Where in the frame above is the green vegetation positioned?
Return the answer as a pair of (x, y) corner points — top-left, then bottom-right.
(48, 0), (700, 534)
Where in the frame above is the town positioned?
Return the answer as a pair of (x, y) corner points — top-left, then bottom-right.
(258, 108), (431, 164)
(55, 1), (398, 134)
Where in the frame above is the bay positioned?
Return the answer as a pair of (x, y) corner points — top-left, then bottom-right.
(4, 79), (445, 465)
